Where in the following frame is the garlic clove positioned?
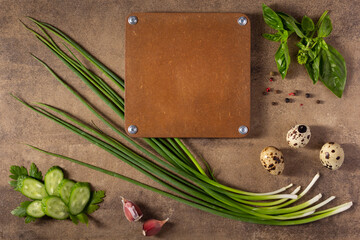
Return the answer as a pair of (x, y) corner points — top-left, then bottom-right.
(142, 218), (169, 236)
(121, 196), (143, 222)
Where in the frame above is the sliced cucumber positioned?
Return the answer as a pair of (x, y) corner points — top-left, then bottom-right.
(16, 175), (48, 200)
(26, 200), (45, 218)
(42, 196), (69, 220)
(57, 179), (75, 204)
(44, 166), (64, 196)
(68, 182), (91, 215)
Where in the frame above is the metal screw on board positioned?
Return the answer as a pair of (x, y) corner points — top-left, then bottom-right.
(128, 125), (138, 134)
(128, 16), (138, 25)
(238, 125), (248, 135)
(237, 17), (248, 26)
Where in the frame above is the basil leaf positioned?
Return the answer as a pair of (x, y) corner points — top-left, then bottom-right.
(276, 12), (299, 31)
(277, 12), (305, 38)
(262, 33), (282, 41)
(316, 10), (329, 29)
(318, 15), (332, 37)
(313, 42), (322, 55)
(305, 63), (314, 83)
(302, 16), (315, 33)
(319, 38), (328, 50)
(308, 49), (316, 60)
(312, 55), (320, 83)
(262, 4), (283, 30)
(275, 42), (290, 79)
(319, 44), (346, 98)
(305, 55), (320, 84)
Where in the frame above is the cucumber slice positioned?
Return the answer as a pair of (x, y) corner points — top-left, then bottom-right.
(42, 196), (69, 220)
(57, 179), (75, 204)
(26, 200), (45, 218)
(68, 182), (91, 215)
(17, 175), (48, 200)
(44, 166), (64, 196)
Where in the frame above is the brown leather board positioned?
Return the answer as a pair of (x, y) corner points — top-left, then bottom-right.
(125, 13), (251, 138)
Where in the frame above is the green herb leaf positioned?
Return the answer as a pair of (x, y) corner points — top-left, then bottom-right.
(10, 166), (28, 179)
(262, 4), (283, 30)
(296, 42), (306, 50)
(9, 165), (28, 189)
(305, 55), (320, 84)
(305, 62), (314, 83)
(11, 201), (32, 217)
(275, 42), (291, 79)
(301, 16), (315, 33)
(319, 44), (347, 98)
(25, 216), (37, 224)
(313, 42), (322, 56)
(318, 15), (332, 37)
(308, 49), (316, 60)
(76, 213), (89, 225)
(86, 190), (105, 214)
(9, 181), (18, 188)
(319, 38), (328, 50)
(29, 163), (43, 181)
(277, 12), (305, 38)
(262, 33), (282, 42)
(70, 214), (79, 225)
(312, 55), (321, 83)
(315, 10), (329, 29)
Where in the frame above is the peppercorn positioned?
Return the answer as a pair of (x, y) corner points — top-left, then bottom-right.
(316, 100), (321, 104)
(276, 90), (281, 94)
(285, 98), (291, 103)
(305, 93), (311, 98)
(271, 102), (278, 106)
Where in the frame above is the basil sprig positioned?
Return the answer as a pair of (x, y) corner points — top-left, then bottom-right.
(262, 4), (347, 98)
(262, 4), (291, 79)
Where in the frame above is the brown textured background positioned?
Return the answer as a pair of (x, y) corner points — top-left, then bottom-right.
(0, 0), (359, 239)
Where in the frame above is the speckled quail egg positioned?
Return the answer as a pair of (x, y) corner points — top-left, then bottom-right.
(320, 142), (345, 170)
(286, 124), (311, 148)
(260, 146), (284, 175)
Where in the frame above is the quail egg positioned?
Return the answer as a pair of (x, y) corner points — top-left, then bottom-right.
(286, 124), (311, 148)
(260, 146), (284, 175)
(320, 142), (345, 170)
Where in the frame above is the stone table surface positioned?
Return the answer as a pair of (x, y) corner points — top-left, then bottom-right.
(1, 0), (359, 239)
